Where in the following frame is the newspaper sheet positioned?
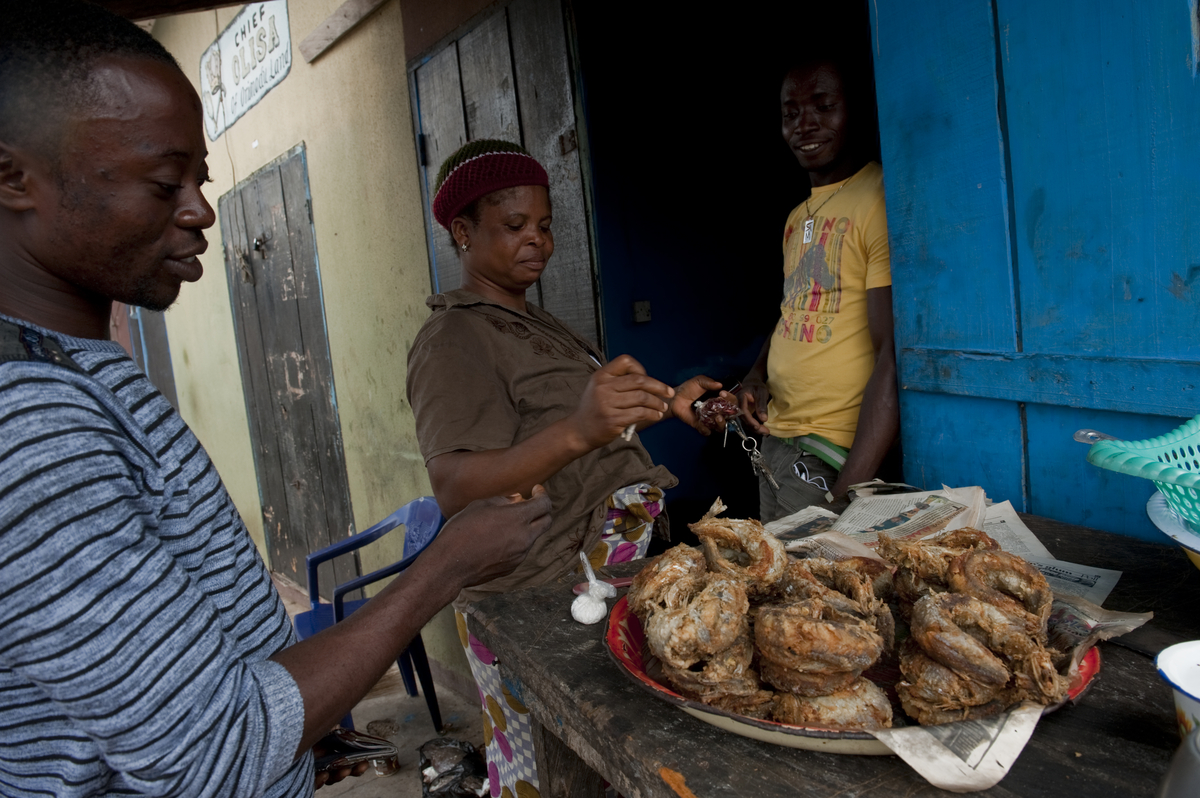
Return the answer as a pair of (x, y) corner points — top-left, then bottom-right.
(871, 704), (1043, 793)
(975, 501), (1052, 558)
(1047, 593), (1152, 671)
(845, 480), (922, 497)
(763, 506), (840, 548)
(831, 491), (970, 546)
(939, 485), (988, 531)
(781, 530), (880, 560)
(1025, 556), (1121, 605)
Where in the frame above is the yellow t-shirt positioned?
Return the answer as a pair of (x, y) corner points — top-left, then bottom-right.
(766, 162), (891, 448)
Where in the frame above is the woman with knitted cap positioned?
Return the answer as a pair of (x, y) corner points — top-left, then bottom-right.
(406, 140), (722, 795)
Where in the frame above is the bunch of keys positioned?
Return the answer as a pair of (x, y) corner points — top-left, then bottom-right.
(693, 398), (780, 490)
(726, 416), (780, 490)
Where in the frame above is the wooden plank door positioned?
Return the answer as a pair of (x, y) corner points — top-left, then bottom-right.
(870, 0), (1200, 540)
(409, 0), (601, 346)
(110, 303), (180, 409)
(218, 144), (357, 594)
(413, 43), (467, 294)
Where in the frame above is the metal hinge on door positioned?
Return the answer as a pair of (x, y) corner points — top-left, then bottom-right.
(418, 133), (428, 166)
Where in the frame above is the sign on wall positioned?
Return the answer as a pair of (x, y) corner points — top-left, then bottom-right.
(199, 1), (291, 141)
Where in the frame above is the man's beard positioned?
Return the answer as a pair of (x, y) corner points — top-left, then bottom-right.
(126, 272), (179, 313)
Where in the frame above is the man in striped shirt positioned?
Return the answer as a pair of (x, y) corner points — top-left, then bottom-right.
(0, 3), (552, 796)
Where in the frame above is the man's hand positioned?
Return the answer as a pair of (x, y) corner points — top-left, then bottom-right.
(312, 730), (372, 788)
(432, 485), (553, 589)
(817, 492), (852, 515)
(738, 373), (771, 436)
(314, 760), (368, 789)
(568, 355), (674, 449)
(277, 486), (552, 757)
(739, 335), (773, 436)
(667, 376), (726, 435)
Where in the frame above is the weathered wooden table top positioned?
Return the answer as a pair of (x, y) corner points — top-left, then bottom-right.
(468, 515), (1200, 797)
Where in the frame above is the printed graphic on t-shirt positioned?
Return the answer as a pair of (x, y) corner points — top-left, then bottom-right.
(779, 214), (853, 344)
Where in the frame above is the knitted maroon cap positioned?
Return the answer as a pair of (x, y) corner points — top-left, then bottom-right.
(432, 139), (549, 230)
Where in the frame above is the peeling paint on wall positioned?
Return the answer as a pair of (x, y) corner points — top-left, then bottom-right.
(1192, 0), (1199, 76)
(1167, 266), (1200, 300)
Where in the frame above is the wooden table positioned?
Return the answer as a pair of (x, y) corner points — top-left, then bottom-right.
(467, 516), (1200, 797)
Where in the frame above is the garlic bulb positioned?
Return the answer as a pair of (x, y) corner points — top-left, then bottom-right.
(571, 588), (607, 624)
(571, 551), (615, 624)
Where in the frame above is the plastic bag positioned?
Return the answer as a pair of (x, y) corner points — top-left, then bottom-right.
(418, 738), (489, 798)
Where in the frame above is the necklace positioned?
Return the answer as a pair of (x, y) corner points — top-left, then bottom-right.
(802, 172), (856, 244)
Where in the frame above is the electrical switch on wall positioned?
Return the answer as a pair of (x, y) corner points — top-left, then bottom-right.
(633, 300), (652, 323)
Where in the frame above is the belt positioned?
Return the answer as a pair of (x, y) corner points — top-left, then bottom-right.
(779, 433), (849, 472)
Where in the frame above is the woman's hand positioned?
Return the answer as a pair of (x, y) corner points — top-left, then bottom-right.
(569, 355), (674, 448)
(667, 376), (725, 435)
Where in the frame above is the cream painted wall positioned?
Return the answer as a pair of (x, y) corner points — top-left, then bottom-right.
(151, 2), (468, 681)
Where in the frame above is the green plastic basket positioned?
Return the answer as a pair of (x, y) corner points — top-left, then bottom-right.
(1087, 414), (1200, 527)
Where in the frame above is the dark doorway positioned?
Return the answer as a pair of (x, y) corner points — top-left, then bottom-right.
(570, 2), (879, 535)
(219, 144), (357, 595)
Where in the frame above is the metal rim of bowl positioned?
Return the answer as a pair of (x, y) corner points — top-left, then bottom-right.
(1157, 641), (1200, 703)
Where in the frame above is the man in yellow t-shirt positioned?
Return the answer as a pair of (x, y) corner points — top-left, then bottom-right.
(739, 57), (900, 521)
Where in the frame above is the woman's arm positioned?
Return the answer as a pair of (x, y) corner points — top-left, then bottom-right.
(428, 356), (723, 517)
(428, 354), (674, 517)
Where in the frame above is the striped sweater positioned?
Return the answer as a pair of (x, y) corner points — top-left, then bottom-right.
(0, 316), (311, 797)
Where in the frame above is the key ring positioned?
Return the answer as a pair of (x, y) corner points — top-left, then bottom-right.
(726, 417), (780, 490)
(700, 408), (781, 490)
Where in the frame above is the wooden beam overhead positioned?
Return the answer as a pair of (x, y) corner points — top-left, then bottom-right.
(299, 0), (392, 63)
(93, 0), (245, 22)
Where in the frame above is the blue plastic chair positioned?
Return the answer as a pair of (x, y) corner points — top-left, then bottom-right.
(293, 496), (446, 731)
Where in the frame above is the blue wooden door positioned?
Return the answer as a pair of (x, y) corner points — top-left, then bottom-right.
(870, 0), (1200, 539)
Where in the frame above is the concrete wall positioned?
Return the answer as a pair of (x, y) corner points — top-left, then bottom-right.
(152, 1), (471, 687)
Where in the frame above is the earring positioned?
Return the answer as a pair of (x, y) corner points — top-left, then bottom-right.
(460, 241), (469, 252)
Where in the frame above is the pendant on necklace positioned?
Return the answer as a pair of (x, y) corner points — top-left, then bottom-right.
(803, 218), (814, 244)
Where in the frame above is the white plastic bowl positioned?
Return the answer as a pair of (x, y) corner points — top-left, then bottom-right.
(1147, 492), (1200, 572)
(1157, 640), (1200, 737)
